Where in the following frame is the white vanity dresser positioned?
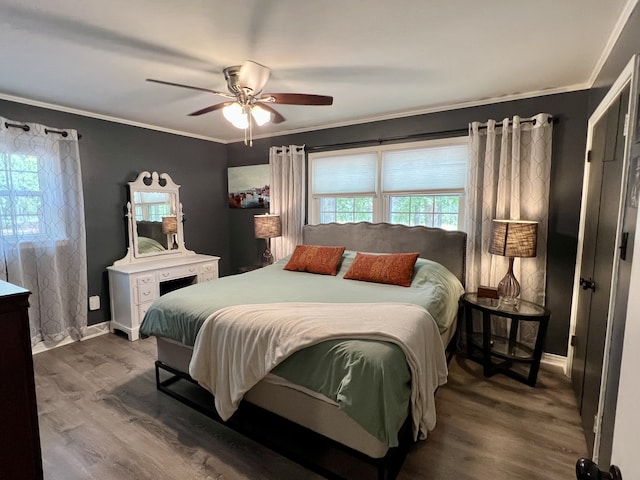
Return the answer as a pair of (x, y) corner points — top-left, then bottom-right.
(108, 171), (219, 341)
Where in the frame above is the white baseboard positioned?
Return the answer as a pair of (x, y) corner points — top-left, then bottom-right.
(541, 352), (568, 376)
(32, 321), (111, 355)
(82, 321), (111, 340)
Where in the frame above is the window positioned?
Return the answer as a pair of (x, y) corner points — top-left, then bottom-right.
(388, 194), (461, 229)
(0, 120), (87, 346)
(319, 196), (374, 223)
(0, 153), (46, 236)
(309, 137), (468, 230)
(133, 191), (173, 222)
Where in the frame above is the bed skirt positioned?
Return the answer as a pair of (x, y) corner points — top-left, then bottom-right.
(156, 336), (391, 458)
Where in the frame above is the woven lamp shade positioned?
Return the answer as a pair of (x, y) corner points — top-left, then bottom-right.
(489, 220), (538, 258)
(161, 216), (178, 234)
(254, 214), (282, 239)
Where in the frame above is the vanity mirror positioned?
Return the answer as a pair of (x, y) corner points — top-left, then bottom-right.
(108, 171), (219, 341)
(114, 171), (193, 265)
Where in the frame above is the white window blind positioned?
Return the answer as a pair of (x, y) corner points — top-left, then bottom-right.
(311, 153), (377, 195)
(382, 144), (468, 192)
(308, 137), (469, 226)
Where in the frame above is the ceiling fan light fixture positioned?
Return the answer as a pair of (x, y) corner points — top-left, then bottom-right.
(251, 105), (272, 126)
(222, 103), (249, 129)
(148, 60), (333, 146)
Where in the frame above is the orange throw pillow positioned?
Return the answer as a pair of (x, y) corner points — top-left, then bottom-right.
(343, 252), (420, 287)
(284, 245), (346, 276)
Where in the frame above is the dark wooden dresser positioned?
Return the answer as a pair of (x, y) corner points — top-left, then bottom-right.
(0, 281), (43, 480)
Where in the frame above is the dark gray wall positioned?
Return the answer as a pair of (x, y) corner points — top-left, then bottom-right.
(0, 99), (230, 326)
(227, 90), (590, 356)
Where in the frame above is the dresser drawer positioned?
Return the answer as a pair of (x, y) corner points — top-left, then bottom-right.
(137, 303), (152, 326)
(157, 265), (200, 282)
(136, 284), (157, 305)
(201, 262), (218, 275)
(108, 254), (219, 341)
(136, 274), (154, 286)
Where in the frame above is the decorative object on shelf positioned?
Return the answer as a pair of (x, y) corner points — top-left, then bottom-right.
(162, 216), (179, 249)
(477, 285), (499, 299)
(254, 214), (282, 266)
(489, 219), (538, 305)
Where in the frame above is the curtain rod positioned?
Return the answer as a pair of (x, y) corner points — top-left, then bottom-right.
(4, 122), (30, 132)
(475, 115), (556, 129)
(307, 128), (469, 152)
(4, 121), (82, 139)
(306, 116), (556, 153)
(44, 128), (69, 138)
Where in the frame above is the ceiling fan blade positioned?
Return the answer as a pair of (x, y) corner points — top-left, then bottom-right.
(259, 93), (333, 106)
(188, 102), (232, 116)
(257, 104), (286, 124)
(238, 60), (271, 94)
(146, 78), (232, 98)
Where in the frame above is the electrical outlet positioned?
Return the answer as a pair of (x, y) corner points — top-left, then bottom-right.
(89, 295), (100, 311)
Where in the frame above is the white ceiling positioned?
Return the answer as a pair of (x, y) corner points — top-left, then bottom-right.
(0, 0), (633, 143)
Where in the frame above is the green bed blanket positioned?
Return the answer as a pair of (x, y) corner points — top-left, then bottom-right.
(140, 251), (463, 446)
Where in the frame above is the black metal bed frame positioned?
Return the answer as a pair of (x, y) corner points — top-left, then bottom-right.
(154, 360), (413, 480)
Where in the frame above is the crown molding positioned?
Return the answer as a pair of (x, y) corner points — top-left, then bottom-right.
(1, 82), (590, 146)
(0, 92), (226, 143)
(236, 83), (588, 144)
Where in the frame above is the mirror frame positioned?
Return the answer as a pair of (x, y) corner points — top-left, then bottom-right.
(114, 171), (194, 265)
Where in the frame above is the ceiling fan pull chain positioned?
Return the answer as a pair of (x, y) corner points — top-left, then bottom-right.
(249, 112), (254, 147)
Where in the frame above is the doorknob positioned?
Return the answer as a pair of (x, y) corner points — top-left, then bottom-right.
(580, 277), (596, 292)
(576, 458), (622, 479)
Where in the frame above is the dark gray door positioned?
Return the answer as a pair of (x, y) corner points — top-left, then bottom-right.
(571, 85), (629, 455)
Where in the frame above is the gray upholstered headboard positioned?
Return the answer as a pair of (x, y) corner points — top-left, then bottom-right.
(303, 222), (467, 285)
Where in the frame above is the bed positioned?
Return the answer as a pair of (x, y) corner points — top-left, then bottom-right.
(139, 222), (466, 479)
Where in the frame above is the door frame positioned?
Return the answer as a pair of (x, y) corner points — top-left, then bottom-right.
(567, 55), (639, 462)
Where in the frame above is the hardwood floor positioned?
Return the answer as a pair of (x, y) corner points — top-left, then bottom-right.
(32, 334), (587, 480)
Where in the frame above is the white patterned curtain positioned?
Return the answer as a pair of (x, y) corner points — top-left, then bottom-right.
(0, 117), (87, 347)
(465, 113), (553, 305)
(269, 145), (305, 261)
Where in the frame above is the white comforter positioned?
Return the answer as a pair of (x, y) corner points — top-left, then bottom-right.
(188, 302), (448, 441)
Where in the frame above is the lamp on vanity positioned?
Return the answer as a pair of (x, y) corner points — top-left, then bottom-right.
(489, 219), (538, 305)
(162, 215), (179, 250)
(254, 214), (282, 266)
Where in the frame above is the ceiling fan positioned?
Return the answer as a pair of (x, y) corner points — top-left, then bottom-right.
(147, 60), (333, 145)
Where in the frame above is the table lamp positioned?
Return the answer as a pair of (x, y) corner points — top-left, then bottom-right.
(254, 214), (282, 265)
(162, 215), (179, 249)
(488, 219), (538, 305)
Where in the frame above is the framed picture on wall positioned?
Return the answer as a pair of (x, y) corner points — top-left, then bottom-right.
(227, 164), (270, 209)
